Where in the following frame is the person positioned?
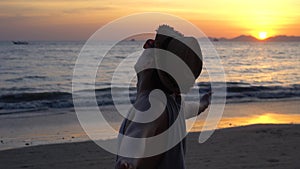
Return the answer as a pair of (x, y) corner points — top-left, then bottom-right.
(115, 25), (211, 169)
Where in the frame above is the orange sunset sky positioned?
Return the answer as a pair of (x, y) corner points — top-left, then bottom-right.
(0, 0), (299, 40)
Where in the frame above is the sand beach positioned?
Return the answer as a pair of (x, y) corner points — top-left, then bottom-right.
(0, 100), (299, 169)
(1, 124), (300, 169)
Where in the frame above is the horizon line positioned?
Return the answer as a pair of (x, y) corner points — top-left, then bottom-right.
(1, 34), (300, 42)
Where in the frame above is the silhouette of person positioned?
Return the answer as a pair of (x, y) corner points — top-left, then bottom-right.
(115, 25), (211, 169)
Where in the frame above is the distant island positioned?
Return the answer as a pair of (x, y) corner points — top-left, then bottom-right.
(208, 35), (300, 42)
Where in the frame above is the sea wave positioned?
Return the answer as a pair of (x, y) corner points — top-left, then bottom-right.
(0, 82), (299, 115)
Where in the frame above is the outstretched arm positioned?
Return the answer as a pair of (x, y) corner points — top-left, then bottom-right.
(184, 92), (212, 119)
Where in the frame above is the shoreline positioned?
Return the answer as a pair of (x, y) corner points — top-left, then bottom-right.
(1, 124), (299, 169)
(0, 99), (299, 151)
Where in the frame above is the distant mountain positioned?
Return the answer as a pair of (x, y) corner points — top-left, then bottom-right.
(265, 35), (300, 42)
(209, 35), (300, 42)
(231, 35), (258, 42)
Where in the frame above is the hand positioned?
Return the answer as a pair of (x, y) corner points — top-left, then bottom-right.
(143, 39), (155, 49)
(200, 92), (212, 111)
(115, 160), (134, 169)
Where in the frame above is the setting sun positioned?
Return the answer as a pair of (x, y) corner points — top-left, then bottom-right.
(258, 32), (268, 40)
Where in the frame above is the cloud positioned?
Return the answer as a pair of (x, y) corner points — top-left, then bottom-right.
(62, 6), (115, 14)
(0, 1), (116, 18)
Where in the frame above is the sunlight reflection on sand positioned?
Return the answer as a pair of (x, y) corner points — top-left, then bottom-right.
(189, 113), (300, 132)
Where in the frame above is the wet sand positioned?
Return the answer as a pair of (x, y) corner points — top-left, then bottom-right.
(1, 124), (300, 169)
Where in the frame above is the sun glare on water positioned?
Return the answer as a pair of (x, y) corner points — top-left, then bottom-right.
(258, 32), (268, 40)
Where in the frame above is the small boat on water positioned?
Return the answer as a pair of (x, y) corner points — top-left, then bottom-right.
(12, 41), (29, 45)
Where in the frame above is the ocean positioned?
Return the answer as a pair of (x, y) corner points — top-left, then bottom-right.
(0, 41), (299, 117)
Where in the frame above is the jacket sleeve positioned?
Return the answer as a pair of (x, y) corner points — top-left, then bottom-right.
(184, 101), (210, 119)
(116, 98), (169, 169)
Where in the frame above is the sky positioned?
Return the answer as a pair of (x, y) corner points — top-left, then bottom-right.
(0, 0), (299, 40)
